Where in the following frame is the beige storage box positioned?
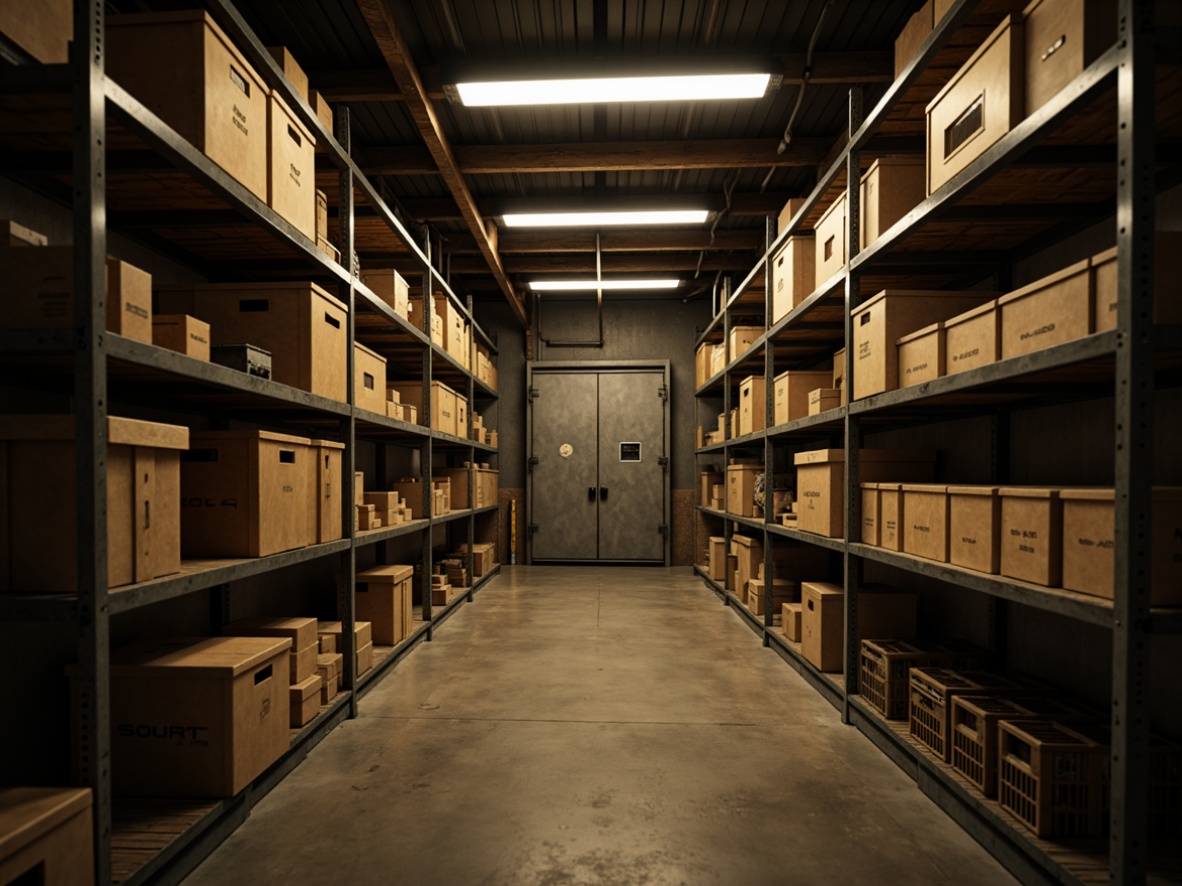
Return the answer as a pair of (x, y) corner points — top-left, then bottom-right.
(926, 15), (1024, 194)
(1060, 487), (1182, 605)
(948, 485), (1002, 574)
(318, 620), (372, 655)
(781, 602), (803, 642)
(223, 616), (319, 684)
(455, 392), (469, 439)
(357, 641), (374, 676)
(901, 484), (950, 562)
(861, 482), (881, 546)
(944, 300), (999, 375)
(266, 46), (309, 101)
(860, 156), (926, 249)
(1024, 0), (1116, 115)
(353, 342), (388, 415)
(771, 235), (816, 324)
(433, 468), (472, 510)
(738, 375), (766, 436)
(801, 582), (844, 671)
(454, 542), (496, 578)
(710, 343), (727, 376)
(0, 1), (71, 63)
(363, 491), (401, 526)
(774, 370), (832, 426)
(317, 652), (341, 698)
(290, 674), (322, 727)
(473, 467), (499, 509)
(726, 464), (761, 518)
(429, 294), (470, 368)
(700, 471), (723, 507)
(732, 533), (763, 602)
(852, 290), (994, 399)
(728, 326), (762, 362)
(897, 322), (944, 388)
(695, 343), (714, 387)
(153, 314), (211, 360)
(190, 282), (348, 402)
(308, 439), (344, 545)
(267, 91), (316, 240)
(793, 449), (936, 539)
(777, 197), (807, 236)
(833, 347), (847, 405)
(0, 787), (93, 886)
(311, 90), (334, 135)
(999, 259), (1093, 359)
(1090, 236), (1182, 332)
(355, 564), (415, 646)
(0, 415), (187, 593)
(807, 387), (840, 416)
(748, 577), (795, 617)
(182, 430), (311, 558)
(1000, 487), (1063, 586)
(390, 479), (425, 519)
(361, 268), (411, 319)
(708, 537), (727, 581)
(107, 11), (269, 200)
(0, 248), (152, 343)
(765, 541), (830, 585)
(2, 219), (49, 247)
(108, 636), (291, 797)
(879, 483), (905, 551)
(409, 295), (446, 347)
(815, 193), (846, 283)
(315, 190), (329, 253)
(895, 0), (933, 78)
(387, 381), (457, 436)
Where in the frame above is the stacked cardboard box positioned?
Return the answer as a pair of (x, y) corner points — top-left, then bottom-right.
(317, 621), (373, 677)
(223, 616), (322, 728)
(354, 565), (415, 646)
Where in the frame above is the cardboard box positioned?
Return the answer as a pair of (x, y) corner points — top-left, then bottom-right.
(729, 408), (739, 440)
(318, 620), (372, 652)
(317, 652), (342, 693)
(861, 482), (881, 546)
(773, 370), (831, 426)
(1024, 0), (1116, 115)
(190, 282), (348, 402)
(793, 449), (936, 539)
(315, 189), (329, 248)
(897, 322), (944, 388)
(432, 480), (451, 516)
(732, 533), (763, 601)
(949, 485), (1002, 573)
(308, 439), (344, 544)
(833, 348), (847, 406)
(474, 467), (498, 509)
(727, 554), (739, 594)
(726, 464), (762, 518)
(852, 290), (994, 399)
(710, 343), (727, 376)
(749, 577), (795, 616)
(354, 471), (365, 507)
(290, 674), (322, 727)
(390, 479), (425, 519)
(777, 197), (808, 236)
(1000, 487), (1063, 586)
(1090, 237), (1182, 332)
(222, 616), (318, 671)
(387, 381), (457, 435)
(287, 642), (318, 684)
(944, 300), (999, 375)
(738, 375), (766, 436)
(860, 156), (926, 249)
(357, 641), (374, 676)
(926, 15), (1024, 194)
(781, 602), (803, 642)
(2, 219), (49, 247)
(700, 471), (724, 507)
(182, 430), (312, 558)
(266, 46), (309, 101)
(901, 484), (950, 562)
(0, 787), (93, 886)
(0, 248), (152, 343)
(455, 393), (469, 439)
(267, 91), (316, 240)
(0, 415), (187, 593)
(361, 268), (411, 320)
(433, 468), (471, 510)
(355, 564), (415, 646)
(802, 582), (844, 671)
(728, 326), (762, 362)
(353, 342), (388, 415)
(1060, 487), (1182, 605)
(999, 259), (1092, 359)
(708, 536), (727, 580)
(108, 636), (291, 797)
(107, 11), (269, 200)
(363, 491), (401, 526)
(894, 0), (933, 78)
(771, 235), (816, 324)
(311, 90), (334, 135)
(455, 542), (496, 577)
(807, 387), (840, 416)
(356, 504), (380, 531)
(815, 193), (846, 283)
(152, 314), (210, 360)
(318, 634), (337, 655)
(879, 483), (904, 551)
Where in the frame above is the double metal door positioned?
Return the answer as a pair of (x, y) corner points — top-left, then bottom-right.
(527, 364), (669, 563)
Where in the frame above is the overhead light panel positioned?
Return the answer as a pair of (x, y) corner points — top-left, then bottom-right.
(503, 209), (708, 228)
(452, 73), (776, 106)
(529, 279), (681, 291)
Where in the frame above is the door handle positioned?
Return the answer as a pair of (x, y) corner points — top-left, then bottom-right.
(588, 486), (596, 501)
(599, 486), (608, 501)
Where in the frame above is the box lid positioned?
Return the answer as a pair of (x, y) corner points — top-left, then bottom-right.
(795, 448), (935, 465)
(732, 534), (761, 549)
(110, 636), (291, 678)
(816, 192), (846, 225)
(317, 620), (371, 635)
(190, 428), (312, 447)
(192, 280), (347, 312)
(354, 341), (386, 363)
(317, 652), (343, 667)
(739, 374), (765, 388)
(782, 601), (802, 613)
(0, 415), (189, 450)
(291, 673), (322, 701)
(309, 439), (346, 451)
(998, 487), (1060, 499)
(852, 289), (975, 317)
(727, 463), (762, 472)
(901, 483), (948, 493)
(897, 321), (943, 345)
(0, 788), (91, 860)
(773, 369), (830, 384)
(1092, 246), (1118, 267)
(794, 448), (844, 465)
(223, 617), (318, 649)
(948, 485), (999, 496)
(862, 155), (924, 178)
(802, 581), (843, 599)
(926, 14), (1022, 113)
(709, 536), (727, 543)
(998, 258), (1091, 306)
(860, 482), (881, 491)
(878, 482), (904, 492)
(808, 387), (839, 400)
(945, 299), (997, 327)
(1063, 486), (1182, 502)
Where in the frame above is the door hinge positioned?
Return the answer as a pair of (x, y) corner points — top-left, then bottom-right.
(528, 523), (539, 536)
(658, 524), (668, 537)
(528, 386), (540, 402)
(658, 384), (668, 402)
(528, 455), (539, 472)
(657, 456), (669, 471)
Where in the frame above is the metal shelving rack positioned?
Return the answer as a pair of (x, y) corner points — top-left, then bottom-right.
(692, 1), (1179, 883)
(0, 2), (501, 883)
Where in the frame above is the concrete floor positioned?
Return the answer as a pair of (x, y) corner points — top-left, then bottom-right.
(185, 566), (1017, 886)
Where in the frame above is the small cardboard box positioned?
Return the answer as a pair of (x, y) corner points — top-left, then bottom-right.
(894, 0), (933, 78)
(389, 479), (425, 519)
(455, 392), (469, 439)
(290, 674), (322, 728)
(802, 582), (844, 671)
(999, 259), (1092, 359)
(288, 642), (318, 684)
(860, 156), (926, 249)
(852, 290), (993, 399)
(318, 620), (373, 655)
(771, 234), (816, 325)
(355, 564), (415, 646)
(926, 15), (1024, 194)
(728, 326), (762, 362)
(1060, 487), (1182, 605)
(700, 471), (724, 507)
(266, 46), (309, 101)
(815, 193), (846, 283)
(944, 300), (999, 375)
(708, 536), (727, 580)
(267, 91), (316, 241)
(354, 342), (388, 415)
(2, 219), (49, 246)
(387, 381), (457, 436)
(879, 483), (905, 551)
(182, 430), (312, 558)
(354, 471), (365, 507)
(318, 652), (342, 693)
(773, 370), (831, 426)
(1023, 0), (1116, 115)
(361, 268), (411, 319)
(949, 485), (1002, 573)
(108, 636), (291, 797)
(0, 787), (93, 886)
(749, 577), (796, 616)
(901, 484), (950, 562)
(222, 615), (318, 676)
(695, 342), (714, 387)
(777, 197), (808, 236)
(357, 641), (374, 676)
(711, 344), (727, 376)
(311, 90), (334, 135)
(793, 449), (936, 539)
(309, 439), (344, 544)
(1090, 236), (1182, 332)
(861, 482), (881, 546)
(1000, 487), (1063, 586)
(363, 491), (402, 526)
(455, 542), (496, 577)
(897, 322), (944, 388)
(356, 504), (380, 531)
(833, 348), (847, 406)
(733, 533), (764, 601)
(153, 314), (211, 360)
(738, 375), (766, 436)
(807, 387), (840, 416)
(433, 468), (472, 510)
(781, 602), (803, 642)
(726, 464), (761, 518)
(0, 415), (187, 593)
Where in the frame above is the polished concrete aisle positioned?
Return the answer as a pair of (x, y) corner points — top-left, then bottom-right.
(185, 567), (1015, 886)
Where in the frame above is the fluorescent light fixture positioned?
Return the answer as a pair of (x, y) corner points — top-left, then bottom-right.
(454, 73), (774, 106)
(502, 209), (708, 228)
(530, 279), (681, 291)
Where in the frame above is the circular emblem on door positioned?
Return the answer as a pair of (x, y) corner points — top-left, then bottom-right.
(559, 443), (574, 458)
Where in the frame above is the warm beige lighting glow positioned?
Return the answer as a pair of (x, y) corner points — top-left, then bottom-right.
(503, 209), (708, 228)
(455, 73), (774, 106)
(529, 279), (681, 291)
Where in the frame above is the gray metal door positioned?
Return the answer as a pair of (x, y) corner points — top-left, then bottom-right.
(597, 371), (665, 560)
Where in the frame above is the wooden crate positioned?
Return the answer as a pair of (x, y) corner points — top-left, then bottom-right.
(859, 639), (986, 721)
(998, 719), (1106, 838)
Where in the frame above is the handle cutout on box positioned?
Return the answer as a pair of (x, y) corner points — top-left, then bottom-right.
(279, 450), (296, 464)
(287, 124), (302, 147)
(239, 299), (270, 313)
(824, 236), (834, 260)
(861, 312), (871, 326)
(230, 66), (250, 97)
(254, 664), (272, 685)
(324, 312), (341, 329)
(364, 372), (375, 390)
(945, 94), (984, 160)
(182, 448), (220, 462)
(1041, 34), (1066, 62)
(143, 500), (150, 530)
(807, 600), (815, 611)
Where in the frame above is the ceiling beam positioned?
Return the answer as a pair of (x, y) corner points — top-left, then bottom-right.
(455, 253), (758, 274)
(354, 0), (526, 327)
(447, 229), (766, 254)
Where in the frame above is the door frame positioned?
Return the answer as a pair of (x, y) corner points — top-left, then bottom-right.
(526, 360), (671, 566)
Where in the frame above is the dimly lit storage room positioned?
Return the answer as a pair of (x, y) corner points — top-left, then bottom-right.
(0, 0), (1178, 883)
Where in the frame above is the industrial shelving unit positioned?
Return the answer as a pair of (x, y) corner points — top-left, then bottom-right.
(693, 1), (1180, 883)
(0, 1), (501, 883)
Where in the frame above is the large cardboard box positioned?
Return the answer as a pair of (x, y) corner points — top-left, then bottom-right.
(894, 0), (933, 78)
(0, 1), (70, 63)
(308, 439), (344, 544)
(290, 674), (322, 727)
(771, 235), (816, 324)
(852, 290), (994, 399)
(815, 193), (846, 283)
(361, 268), (411, 320)
(793, 449), (936, 539)
(387, 381), (457, 435)
(353, 342), (388, 415)
(222, 616), (319, 684)
(0, 787), (93, 886)
(738, 375), (766, 437)
(777, 197), (808, 236)
(1090, 237), (1182, 332)
(801, 582), (844, 671)
(182, 430), (311, 558)
(944, 300), (999, 375)
(773, 370), (831, 426)
(726, 464), (761, 518)
(190, 282), (348, 402)
(897, 322), (944, 388)
(355, 564), (415, 646)
(266, 46), (309, 101)
(267, 91), (316, 240)
(728, 326), (762, 363)
(108, 636), (291, 797)
(0, 415), (187, 593)
(927, 15), (1024, 195)
(1060, 487), (1182, 605)
(999, 259), (1092, 359)
(880, 483), (904, 551)
(860, 156), (926, 249)
(107, 12), (269, 200)
(708, 536), (727, 580)
(949, 485), (1002, 574)
(433, 468), (472, 509)
(0, 248), (152, 343)
(1000, 487), (1062, 586)
(153, 314), (210, 361)
(901, 484), (950, 562)
(1024, 0), (1116, 115)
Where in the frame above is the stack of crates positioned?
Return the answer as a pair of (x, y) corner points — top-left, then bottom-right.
(859, 639), (985, 720)
(909, 669), (1047, 762)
